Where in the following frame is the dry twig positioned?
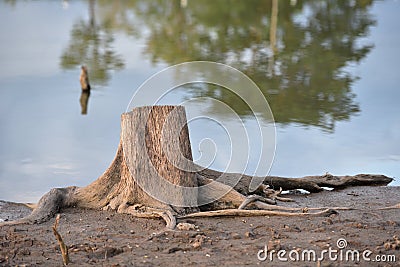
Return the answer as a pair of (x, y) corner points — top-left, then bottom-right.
(52, 214), (69, 265)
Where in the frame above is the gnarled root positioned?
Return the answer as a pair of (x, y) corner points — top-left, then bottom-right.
(0, 178), (351, 230)
(0, 179), (349, 229)
(260, 185), (294, 202)
(117, 203), (177, 229)
(238, 194), (276, 210)
(0, 186), (78, 226)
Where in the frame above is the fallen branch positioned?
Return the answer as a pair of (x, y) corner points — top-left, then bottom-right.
(198, 168), (393, 194)
(178, 208), (338, 219)
(379, 203), (400, 210)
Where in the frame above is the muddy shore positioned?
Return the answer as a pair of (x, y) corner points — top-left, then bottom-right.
(1, 186), (400, 266)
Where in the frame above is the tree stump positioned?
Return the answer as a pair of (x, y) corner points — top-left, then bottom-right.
(75, 105), (200, 227)
(0, 105), (394, 229)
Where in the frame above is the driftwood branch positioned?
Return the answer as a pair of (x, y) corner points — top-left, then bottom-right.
(379, 203), (400, 210)
(178, 208), (338, 219)
(198, 168), (393, 194)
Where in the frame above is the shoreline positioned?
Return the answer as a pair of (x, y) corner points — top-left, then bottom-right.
(1, 186), (400, 266)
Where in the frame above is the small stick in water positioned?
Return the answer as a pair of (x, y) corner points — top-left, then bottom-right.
(80, 65), (91, 90)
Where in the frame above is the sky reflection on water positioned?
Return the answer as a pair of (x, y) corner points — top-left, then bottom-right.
(0, 0), (399, 202)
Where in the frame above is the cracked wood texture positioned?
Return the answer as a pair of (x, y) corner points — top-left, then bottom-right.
(77, 105), (199, 215)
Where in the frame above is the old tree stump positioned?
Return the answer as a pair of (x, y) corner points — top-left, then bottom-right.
(1, 106), (394, 229)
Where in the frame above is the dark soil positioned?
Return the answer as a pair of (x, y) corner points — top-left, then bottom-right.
(1, 186), (400, 266)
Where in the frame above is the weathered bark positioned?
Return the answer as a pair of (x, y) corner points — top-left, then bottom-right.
(179, 208), (338, 219)
(0, 105), (394, 229)
(69, 105), (202, 228)
(198, 168), (393, 194)
(3, 186), (78, 225)
(120, 106), (199, 213)
(75, 106), (199, 216)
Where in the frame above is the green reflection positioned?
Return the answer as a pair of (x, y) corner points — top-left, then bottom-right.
(58, 0), (375, 131)
(60, 0), (125, 86)
(109, 0), (373, 132)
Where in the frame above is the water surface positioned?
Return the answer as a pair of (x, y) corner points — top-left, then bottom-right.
(0, 0), (399, 202)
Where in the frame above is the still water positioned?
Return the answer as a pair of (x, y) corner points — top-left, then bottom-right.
(0, 0), (399, 202)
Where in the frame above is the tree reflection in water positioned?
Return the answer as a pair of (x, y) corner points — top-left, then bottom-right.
(59, 0), (375, 129)
(132, 0), (375, 131)
(60, 0), (125, 87)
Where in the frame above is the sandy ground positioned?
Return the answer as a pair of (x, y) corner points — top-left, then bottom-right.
(1, 186), (400, 266)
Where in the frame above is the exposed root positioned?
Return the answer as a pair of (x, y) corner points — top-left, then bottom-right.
(275, 196), (295, 202)
(252, 201), (352, 212)
(379, 203), (400, 210)
(263, 186), (282, 198)
(117, 204), (177, 229)
(238, 195), (276, 210)
(261, 185), (294, 202)
(0, 186), (78, 227)
(178, 208), (338, 219)
(0, 181), (352, 230)
(0, 106), (393, 231)
(0, 183), (352, 230)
